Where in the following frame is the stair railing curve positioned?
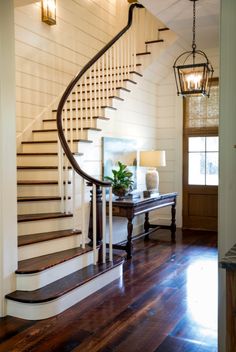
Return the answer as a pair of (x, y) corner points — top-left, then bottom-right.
(56, 3), (144, 264)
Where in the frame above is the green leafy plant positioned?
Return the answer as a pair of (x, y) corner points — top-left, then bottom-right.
(104, 161), (134, 198)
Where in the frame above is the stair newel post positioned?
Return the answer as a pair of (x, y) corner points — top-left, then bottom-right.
(81, 177), (86, 249)
(88, 183), (103, 262)
(89, 68), (93, 128)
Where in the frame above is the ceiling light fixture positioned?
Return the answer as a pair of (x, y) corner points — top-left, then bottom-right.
(41, 0), (56, 26)
(173, 0), (214, 97)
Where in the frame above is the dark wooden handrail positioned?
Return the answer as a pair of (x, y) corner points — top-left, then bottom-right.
(56, 3), (144, 187)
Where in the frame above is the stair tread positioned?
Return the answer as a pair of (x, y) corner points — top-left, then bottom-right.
(145, 39), (164, 44)
(6, 257), (123, 303)
(52, 106), (116, 112)
(158, 27), (169, 31)
(32, 128), (102, 133)
(18, 228), (81, 247)
(17, 196), (67, 202)
(43, 116), (109, 122)
(136, 52), (151, 56)
(17, 166), (72, 170)
(18, 180), (59, 185)
(16, 245), (90, 273)
(18, 212), (73, 222)
(67, 95), (122, 103)
(71, 87), (131, 94)
(21, 139), (92, 144)
(17, 152), (83, 156)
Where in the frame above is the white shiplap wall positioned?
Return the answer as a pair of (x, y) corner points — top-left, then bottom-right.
(15, 0), (127, 142)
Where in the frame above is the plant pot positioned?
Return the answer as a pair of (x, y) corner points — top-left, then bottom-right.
(113, 187), (129, 200)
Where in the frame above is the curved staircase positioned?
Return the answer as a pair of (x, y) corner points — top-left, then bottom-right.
(5, 4), (175, 320)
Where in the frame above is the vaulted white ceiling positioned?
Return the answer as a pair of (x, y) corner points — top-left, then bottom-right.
(139, 0), (220, 50)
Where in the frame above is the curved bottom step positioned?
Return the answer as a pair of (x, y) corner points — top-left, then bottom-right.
(6, 259), (123, 320)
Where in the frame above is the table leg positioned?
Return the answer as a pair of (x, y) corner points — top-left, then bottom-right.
(126, 216), (134, 259)
(144, 212), (150, 241)
(171, 201), (176, 242)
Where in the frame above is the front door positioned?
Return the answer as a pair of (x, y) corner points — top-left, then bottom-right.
(182, 79), (219, 231)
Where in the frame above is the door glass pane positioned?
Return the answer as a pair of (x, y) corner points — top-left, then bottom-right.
(189, 137), (205, 152)
(206, 137), (219, 152)
(189, 152), (205, 185)
(206, 152), (219, 185)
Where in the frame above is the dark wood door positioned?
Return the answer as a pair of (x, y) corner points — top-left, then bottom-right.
(183, 133), (218, 231)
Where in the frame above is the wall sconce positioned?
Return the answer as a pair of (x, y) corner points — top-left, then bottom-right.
(140, 150), (166, 197)
(41, 0), (56, 25)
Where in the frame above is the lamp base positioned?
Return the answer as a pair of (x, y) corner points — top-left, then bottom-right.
(146, 169), (159, 191)
(143, 190), (159, 198)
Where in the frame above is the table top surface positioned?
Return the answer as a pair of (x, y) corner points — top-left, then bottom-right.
(109, 192), (177, 206)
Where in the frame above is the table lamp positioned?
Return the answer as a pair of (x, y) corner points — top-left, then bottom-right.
(140, 150), (166, 197)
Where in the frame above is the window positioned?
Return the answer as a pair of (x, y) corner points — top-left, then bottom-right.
(188, 136), (219, 185)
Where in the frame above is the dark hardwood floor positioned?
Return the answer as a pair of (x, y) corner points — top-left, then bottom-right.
(0, 229), (218, 352)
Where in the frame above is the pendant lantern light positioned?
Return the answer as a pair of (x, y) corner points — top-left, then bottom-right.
(173, 0), (214, 97)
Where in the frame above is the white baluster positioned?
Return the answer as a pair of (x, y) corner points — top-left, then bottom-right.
(84, 76), (88, 129)
(102, 187), (106, 263)
(81, 177), (86, 249)
(92, 183), (97, 264)
(58, 140), (65, 213)
(106, 51), (109, 106)
(102, 54), (105, 106)
(97, 58), (101, 117)
(109, 48), (113, 99)
(80, 78), (83, 139)
(109, 187), (113, 262)
(94, 62), (97, 121)
(89, 68), (93, 129)
(75, 88), (79, 141)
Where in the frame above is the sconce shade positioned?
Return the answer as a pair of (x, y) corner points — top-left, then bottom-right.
(41, 0), (56, 25)
(140, 150), (166, 168)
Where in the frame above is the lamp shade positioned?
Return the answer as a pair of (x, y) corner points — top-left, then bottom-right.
(140, 150), (166, 168)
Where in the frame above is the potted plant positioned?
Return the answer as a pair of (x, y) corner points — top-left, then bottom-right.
(104, 161), (134, 199)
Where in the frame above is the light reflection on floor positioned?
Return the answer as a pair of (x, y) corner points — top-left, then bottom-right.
(186, 259), (218, 334)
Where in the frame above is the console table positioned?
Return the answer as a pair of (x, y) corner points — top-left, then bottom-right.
(108, 192), (177, 259)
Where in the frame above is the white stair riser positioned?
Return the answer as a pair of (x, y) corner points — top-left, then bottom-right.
(17, 169), (73, 181)
(18, 233), (82, 260)
(18, 184), (65, 197)
(22, 142), (59, 153)
(17, 199), (67, 215)
(6, 264), (123, 320)
(32, 130), (89, 142)
(17, 155), (59, 167)
(16, 250), (95, 290)
(18, 216), (74, 236)
(43, 119), (98, 130)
